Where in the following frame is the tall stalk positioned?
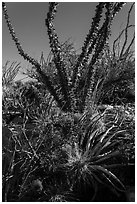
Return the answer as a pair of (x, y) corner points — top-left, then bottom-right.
(2, 2), (64, 110)
(71, 3), (105, 87)
(46, 3), (72, 111)
(75, 2), (125, 112)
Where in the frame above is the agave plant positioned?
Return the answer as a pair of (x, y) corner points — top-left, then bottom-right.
(61, 106), (127, 201)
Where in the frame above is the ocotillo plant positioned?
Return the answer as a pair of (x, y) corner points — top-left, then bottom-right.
(2, 2), (126, 113)
(3, 3), (135, 201)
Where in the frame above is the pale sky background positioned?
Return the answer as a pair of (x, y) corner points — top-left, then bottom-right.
(2, 2), (135, 81)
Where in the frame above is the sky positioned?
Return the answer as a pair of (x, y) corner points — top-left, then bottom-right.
(2, 2), (135, 81)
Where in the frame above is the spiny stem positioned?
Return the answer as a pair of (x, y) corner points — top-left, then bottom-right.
(72, 3), (105, 87)
(46, 2), (72, 111)
(2, 2), (64, 109)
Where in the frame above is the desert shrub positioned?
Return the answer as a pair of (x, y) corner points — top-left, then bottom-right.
(93, 46), (135, 105)
(93, 3), (135, 105)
